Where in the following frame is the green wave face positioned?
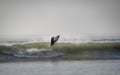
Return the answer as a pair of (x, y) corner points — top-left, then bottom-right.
(1, 42), (120, 53)
(0, 42), (120, 59)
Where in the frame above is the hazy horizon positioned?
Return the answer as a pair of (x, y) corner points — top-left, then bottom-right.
(0, 0), (120, 39)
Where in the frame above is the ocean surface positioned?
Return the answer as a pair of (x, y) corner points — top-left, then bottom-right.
(0, 37), (120, 75)
(0, 37), (120, 59)
(0, 60), (120, 75)
(0, 37), (120, 46)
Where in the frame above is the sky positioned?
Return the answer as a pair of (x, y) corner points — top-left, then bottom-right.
(0, 0), (120, 38)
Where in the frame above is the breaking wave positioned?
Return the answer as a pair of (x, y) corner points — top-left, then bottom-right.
(0, 42), (120, 60)
(14, 48), (64, 58)
(0, 46), (64, 58)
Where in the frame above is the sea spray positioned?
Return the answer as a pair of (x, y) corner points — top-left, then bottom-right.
(14, 48), (64, 58)
(0, 45), (64, 58)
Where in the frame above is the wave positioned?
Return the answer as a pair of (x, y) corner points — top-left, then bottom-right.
(0, 42), (120, 60)
(0, 46), (64, 58)
(0, 38), (120, 46)
(14, 48), (64, 58)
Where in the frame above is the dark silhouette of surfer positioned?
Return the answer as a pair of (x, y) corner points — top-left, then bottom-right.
(51, 35), (60, 46)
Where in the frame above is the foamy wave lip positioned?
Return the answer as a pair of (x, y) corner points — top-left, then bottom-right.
(27, 48), (52, 53)
(13, 48), (64, 58)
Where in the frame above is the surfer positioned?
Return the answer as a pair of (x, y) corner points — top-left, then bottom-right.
(51, 35), (60, 46)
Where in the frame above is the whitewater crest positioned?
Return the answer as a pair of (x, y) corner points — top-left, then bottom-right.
(14, 48), (64, 58)
(0, 46), (64, 58)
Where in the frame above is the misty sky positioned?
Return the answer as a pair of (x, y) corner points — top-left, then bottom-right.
(0, 0), (120, 38)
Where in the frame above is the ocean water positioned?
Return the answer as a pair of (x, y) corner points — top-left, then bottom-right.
(0, 37), (120, 58)
(0, 38), (120, 46)
(0, 60), (120, 75)
(0, 35), (120, 46)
